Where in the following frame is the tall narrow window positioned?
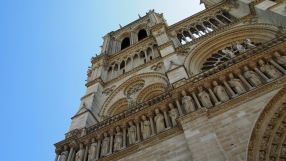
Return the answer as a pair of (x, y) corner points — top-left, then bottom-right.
(121, 37), (130, 50)
(138, 29), (147, 41)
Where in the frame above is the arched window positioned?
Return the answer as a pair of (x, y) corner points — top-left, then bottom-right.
(138, 29), (148, 41)
(121, 37), (130, 50)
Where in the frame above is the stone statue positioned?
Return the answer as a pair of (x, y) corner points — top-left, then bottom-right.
(168, 103), (179, 126)
(233, 41), (246, 53)
(59, 145), (69, 161)
(88, 138), (97, 161)
(81, 128), (86, 137)
(228, 73), (246, 95)
(213, 81), (229, 102)
(259, 59), (282, 79)
(222, 48), (236, 58)
(128, 121), (136, 145)
(100, 132), (110, 157)
(260, 137), (268, 151)
(154, 109), (165, 133)
(198, 86), (213, 108)
(274, 52), (286, 68)
(244, 39), (256, 49)
(113, 126), (123, 151)
(127, 94), (136, 109)
(141, 115), (151, 140)
(75, 144), (85, 161)
(243, 66), (262, 87)
(281, 146), (286, 157)
(181, 90), (196, 113)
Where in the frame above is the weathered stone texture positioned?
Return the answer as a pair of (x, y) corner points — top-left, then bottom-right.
(118, 133), (192, 161)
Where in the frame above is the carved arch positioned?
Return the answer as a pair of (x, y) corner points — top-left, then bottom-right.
(107, 98), (128, 117)
(137, 83), (166, 103)
(184, 24), (279, 75)
(247, 87), (286, 160)
(99, 72), (169, 118)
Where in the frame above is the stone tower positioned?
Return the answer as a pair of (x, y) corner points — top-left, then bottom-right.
(54, 0), (286, 161)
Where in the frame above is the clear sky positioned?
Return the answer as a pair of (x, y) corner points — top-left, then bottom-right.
(0, 1), (204, 160)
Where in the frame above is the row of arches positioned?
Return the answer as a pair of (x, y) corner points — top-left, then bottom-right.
(121, 29), (148, 50)
(106, 45), (160, 81)
(176, 11), (234, 45)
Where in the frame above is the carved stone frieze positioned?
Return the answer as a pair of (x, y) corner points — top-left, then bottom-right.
(150, 62), (163, 71)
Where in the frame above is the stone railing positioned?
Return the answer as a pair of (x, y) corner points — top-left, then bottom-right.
(54, 36), (286, 161)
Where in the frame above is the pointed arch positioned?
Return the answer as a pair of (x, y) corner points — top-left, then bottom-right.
(184, 24), (278, 75)
(99, 73), (169, 118)
(247, 87), (286, 160)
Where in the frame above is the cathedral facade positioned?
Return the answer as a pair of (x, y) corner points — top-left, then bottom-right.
(54, 0), (286, 160)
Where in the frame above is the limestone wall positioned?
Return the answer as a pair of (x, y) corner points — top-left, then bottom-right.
(118, 133), (192, 161)
(181, 88), (281, 161)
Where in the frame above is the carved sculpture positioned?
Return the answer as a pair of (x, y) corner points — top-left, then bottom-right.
(60, 145), (69, 161)
(222, 48), (236, 58)
(213, 81), (229, 102)
(88, 138), (97, 161)
(198, 86), (213, 108)
(113, 126), (123, 152)
(259, 59), (282, 79)
(141, 115), (151, 140)
(101, 132), (110, 157)
(75, 144), (85, 161)
(81, 129), (87, 137)
(168, 103), (179, 126)
(281, 146), (286, 157)
(128, 121), (136, 145)
(232, 41), (246, 53)
(274, 52), (286, 68)
(243, 66), (262, 87)
(228, 73), (246, 94)
(182, 90), (196, 113)
(244, 39), (256, 49)
(127, 94), (136, 109)
(260, 137), (268, 151)
(154, 109), (165, 133)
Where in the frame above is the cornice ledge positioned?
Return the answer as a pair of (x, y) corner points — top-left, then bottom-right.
(176, 108), (207, 125)
(158, 41), (174, 51)
(85, 77), (105, 87)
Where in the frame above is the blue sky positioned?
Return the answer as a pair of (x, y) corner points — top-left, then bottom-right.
(0, 1), (204, 160)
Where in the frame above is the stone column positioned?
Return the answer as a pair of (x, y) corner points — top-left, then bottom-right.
(67, 141), (77, 161)
(160, 105), (171, 128)
(214, 17), (226, 25)
(220, 13), (232, 22)
(134, 117), (141, 142)
(83, 141), (89, 161)
(121, 123), (127, 149)
(151, 48), (155, 58)
(187, 30), (196, 40)
(219, 76), (237, 98)
(265, 56), (286, 74)
(54, 149), (61, 161)
(67, 147), (73, 161)
(204, 83), (220, 105)
(234, 69), (253, 90)
(147, 111), (155, 136)
(144, 51), (148, 62)
(189, 88), (201, 109)
(95, 134), (103, 160)
(208, 19), (218, 29)
(108, 128), (115, 155)
(174, 98), (183, 116)
(71, 151), (75, 161)
(249, 62), (271, 82)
